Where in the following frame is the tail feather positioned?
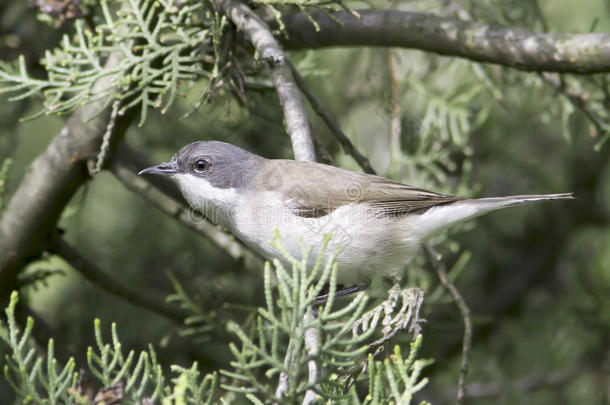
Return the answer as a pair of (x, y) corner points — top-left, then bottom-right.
(416, 193), (574, 237)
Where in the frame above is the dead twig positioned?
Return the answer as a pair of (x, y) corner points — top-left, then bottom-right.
(288, 60), (376, 174)
(426, 244), (472, 405)
(219, 0), (315, 161)
(51, 238), (187, 323)
(387, 50), (402, 169)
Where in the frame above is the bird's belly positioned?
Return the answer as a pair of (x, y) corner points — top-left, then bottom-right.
(231, 200), (420, 285)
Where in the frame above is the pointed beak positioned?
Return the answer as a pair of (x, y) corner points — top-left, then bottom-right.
(138, 161), (178, 176)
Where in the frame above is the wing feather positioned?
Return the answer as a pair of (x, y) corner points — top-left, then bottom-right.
(256, 160), (462, 218)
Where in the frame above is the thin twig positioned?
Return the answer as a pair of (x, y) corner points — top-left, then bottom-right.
(529, 2), (608, 143)
(274, 312), (319, 404)
(0, 45), (133, 306)
(540, 73), (609, 137)
(218, 0), (315, 161)
(442, 2), (609, 145)
(288, 60), (376, 174)
(310, 129), (335, 166)
(426, 244), (472, 405)
(387, 50), (402, 168)
(532, 0), (550, 32)
(274, 371), (289, 401)
(302, 310), (318, 405)
(110, 154), (265, 275)
(275, 337), (293, 401)
(51, 238), (187, 323)
(92, 100), (120, 174)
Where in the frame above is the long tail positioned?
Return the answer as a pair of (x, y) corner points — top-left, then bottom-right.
(416, 193), (574, 237)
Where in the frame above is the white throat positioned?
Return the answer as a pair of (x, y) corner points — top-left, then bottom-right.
(172, 173), (242, 227)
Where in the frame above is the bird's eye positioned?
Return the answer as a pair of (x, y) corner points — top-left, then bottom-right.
(193, 159), (210, 173)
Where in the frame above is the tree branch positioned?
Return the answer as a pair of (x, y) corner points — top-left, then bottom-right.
(219, 0), (316, 161)
(541, 73), (610, 137)
(288, 60), (376, 174)
(426, 244), (472, 405)
(387, 50), (402, 168)
(110, 149), (265, 275)
(280, 10), (610, 74)
(0, 50), (133, 306)
(441, 2), (610, 148)
(302, 310), (318, 405)
(51, 238), (187, 323)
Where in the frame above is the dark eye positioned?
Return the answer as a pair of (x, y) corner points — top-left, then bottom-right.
(193, 159), (210, 173)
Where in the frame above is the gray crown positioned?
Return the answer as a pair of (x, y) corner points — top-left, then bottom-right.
(172, 141), (265, 190)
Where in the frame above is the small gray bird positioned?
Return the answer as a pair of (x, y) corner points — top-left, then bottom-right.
(139, 141), (573, 288)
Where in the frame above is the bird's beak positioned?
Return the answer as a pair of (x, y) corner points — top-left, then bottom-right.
(138, 161), (177, 176)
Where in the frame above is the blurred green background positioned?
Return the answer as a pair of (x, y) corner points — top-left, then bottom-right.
(1, 0), (609, 403)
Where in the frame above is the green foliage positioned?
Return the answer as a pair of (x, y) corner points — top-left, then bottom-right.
(0, 292), (76, 404)
(0, 291), (219, 404)
(391, 59), (486, 195)
(2, 0), (605, 402)
(0, 0), (223, 126)
(357, 337), (431, 405)
(165, 270), (215, 342)
(258, 0), (354, 34)
(0, 0), (351, 130)
(1, 234), (429, 404)
(222, 233), (370, 401)
(221, 232), (429, 403)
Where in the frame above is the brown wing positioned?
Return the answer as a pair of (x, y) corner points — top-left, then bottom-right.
(256, 160), (462, 218)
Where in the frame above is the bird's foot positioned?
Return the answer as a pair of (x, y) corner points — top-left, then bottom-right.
(313, 283), (369, 306)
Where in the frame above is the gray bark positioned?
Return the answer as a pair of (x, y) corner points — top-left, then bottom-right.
(219, 0), (316, 161)
(0, 52), (129, 304)
(281, 10), (610, 73)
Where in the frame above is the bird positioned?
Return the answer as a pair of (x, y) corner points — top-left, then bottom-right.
(139, 140), (573, 290)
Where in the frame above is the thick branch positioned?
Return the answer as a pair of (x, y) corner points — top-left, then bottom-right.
(281, 10), (610, 74)
(0, 51), (132, 306)
(219, 0), (316, 161)
(51, 238), (187, 323)
(110, 151), (264, 274)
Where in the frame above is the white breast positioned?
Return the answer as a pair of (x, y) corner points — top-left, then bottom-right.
(231, 192), (422, 285)
(173, 174), (424, 285)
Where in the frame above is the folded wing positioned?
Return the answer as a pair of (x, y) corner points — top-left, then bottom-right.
(258, 160), (462, 218)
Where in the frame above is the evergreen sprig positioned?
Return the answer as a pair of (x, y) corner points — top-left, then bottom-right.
(221, 232), (429, 403)
(0, 0), (350, 128)
(256, 0), (354, 33)
(0, 0), (222, 126)
(165, 270), (216, 342)
(355, 337), (432, 405)
(394, 60), (487, 193)
(1, 292), (77, 404)
(0, 292), (218, 404)
(1, 233), (429, 404)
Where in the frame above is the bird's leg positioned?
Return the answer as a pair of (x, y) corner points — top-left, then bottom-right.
(313, 283), (369, 306)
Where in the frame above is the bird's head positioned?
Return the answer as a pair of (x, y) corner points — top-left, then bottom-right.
(139, 141), (264, 216)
